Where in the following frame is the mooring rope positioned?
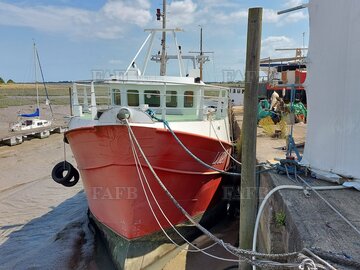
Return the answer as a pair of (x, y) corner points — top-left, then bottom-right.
(128, 127), (235, 259)
(295, 174), (360, 237)
(209, 118), (267, 168)
(125, 120), (319, 269)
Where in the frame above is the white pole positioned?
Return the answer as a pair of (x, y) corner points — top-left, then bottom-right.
(173, 31), (184, 77)
(90, 81), (97, 120)
(83, 86), (89, 112)
(125, 33), (152, 75)
(142, 31), (156, 76)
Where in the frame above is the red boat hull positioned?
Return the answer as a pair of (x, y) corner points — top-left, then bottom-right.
(66, 125), (231, 240)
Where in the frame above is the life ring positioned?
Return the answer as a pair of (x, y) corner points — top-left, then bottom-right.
(51, 161), (79, 187)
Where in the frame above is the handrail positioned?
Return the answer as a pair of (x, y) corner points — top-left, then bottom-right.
(71, 81), (230, 119)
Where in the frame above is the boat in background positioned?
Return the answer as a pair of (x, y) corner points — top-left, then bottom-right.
(53, 2), (233, 268)
(10, 117), (51, 132)
(10, 43), (53, 132)
(260, 48), (307, 104)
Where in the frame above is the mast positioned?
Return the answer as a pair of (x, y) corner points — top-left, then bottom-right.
(199, 27), (203, 81)
(35, 44), (54, 119)
(33, 41), (39, 110)
(189, 27), (212, 81)
(160, 0), (167, 76)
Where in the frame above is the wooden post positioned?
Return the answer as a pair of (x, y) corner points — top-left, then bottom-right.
(239, 7), (262, 270)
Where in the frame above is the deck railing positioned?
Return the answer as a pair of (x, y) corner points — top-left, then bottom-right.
(71, 80), (230, 121)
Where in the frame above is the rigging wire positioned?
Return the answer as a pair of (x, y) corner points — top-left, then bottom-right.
(35, 44), (54, 119)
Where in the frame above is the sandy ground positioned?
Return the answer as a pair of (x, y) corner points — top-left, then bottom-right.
(0, 103), (103, 270)
(0, 129), (96, 269)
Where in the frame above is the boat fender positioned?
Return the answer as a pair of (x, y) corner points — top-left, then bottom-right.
(117, 108), (131, 120)
(51, 161), (79, 187)
(61, 165), (80, 187)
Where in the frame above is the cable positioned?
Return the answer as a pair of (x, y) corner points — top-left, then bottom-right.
(251, 184), (349, 270)
(296, 174), (360, 237)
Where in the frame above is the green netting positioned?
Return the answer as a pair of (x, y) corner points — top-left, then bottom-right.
(257, 99), (272, 121)
(293, 102), (307, 117)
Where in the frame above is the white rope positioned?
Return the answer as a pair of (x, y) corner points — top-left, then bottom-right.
(299, 258), (318, 270)
(125, 120), (309, 269)
(157, 118), (241, 176)
(296, 174), (360, 237)
(209, 119), (266, 168)
(127, 126), (240, 261)
(251, 184), (347, 270)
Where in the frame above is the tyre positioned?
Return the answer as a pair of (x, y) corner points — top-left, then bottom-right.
(52, 161), (73, 184)
(61, 165), (80, 187)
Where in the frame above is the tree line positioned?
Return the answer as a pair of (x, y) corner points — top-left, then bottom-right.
(0, 77), (15, 84)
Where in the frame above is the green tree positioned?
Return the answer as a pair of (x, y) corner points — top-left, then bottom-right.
(6, 79), (14, 84)
(0, 77), (4, 84)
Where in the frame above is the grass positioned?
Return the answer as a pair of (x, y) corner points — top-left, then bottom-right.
(0, 83), (71, 96)
(0, 83), (109, 108)
(275, 211), (286, 227)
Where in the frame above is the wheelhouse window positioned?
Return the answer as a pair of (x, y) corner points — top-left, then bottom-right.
(112, 89), (121, 105)
(184, 91), (194, 108)
(144, 90), (160, 107)
(127, 90), (139, 106)
(166, 91), (177, 107)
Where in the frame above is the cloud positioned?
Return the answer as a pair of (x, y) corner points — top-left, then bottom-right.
(264, 8), (308, 24)
(215, 10), (248, 24)
(261, 36), (299, 58)
(283, 0), (305, 8)
(167, 0), (197, 27)
(0, 0), (152, 39)
(101, 0), (151, 27)
(263, 9), (279, 23)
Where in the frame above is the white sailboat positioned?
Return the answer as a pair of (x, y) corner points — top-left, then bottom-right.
(10, 43), (52, 132)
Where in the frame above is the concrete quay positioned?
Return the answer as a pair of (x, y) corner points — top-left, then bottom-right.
(232, 106), (360, 269)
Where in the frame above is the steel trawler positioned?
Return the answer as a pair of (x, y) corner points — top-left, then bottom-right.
(53, 4), (233, 269)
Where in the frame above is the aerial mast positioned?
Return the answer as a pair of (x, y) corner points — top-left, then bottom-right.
(199, 27), (203, 81)
(159, 0), (167, 76)
(189, 27), (212, 81)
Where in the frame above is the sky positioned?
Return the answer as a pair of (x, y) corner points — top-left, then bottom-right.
(0, 0), (309, 83)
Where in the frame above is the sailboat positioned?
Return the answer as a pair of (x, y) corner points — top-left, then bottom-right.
(10, 43), (52, 132)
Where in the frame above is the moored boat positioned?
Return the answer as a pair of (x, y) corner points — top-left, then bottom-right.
(10, 42), (53, 132)
(55, 4), (233, 268)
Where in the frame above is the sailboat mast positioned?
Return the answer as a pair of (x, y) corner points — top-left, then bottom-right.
(199, 27), (203, 81)
(33, 42), (39, 110)
(160, 0), (167, 76)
